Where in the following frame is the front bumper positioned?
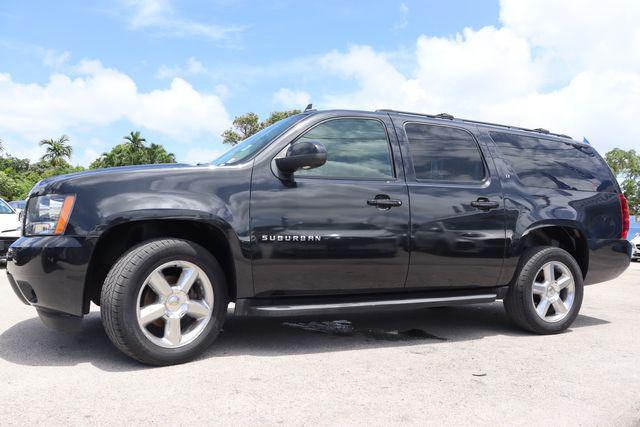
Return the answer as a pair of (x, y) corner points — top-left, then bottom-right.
(6, 236), (93, 320)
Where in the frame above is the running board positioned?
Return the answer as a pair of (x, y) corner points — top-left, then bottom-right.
(235, 292), (497, 317)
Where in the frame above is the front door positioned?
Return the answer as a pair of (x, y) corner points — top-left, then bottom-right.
(250, 115), (410, 296)
(393, 119), (506, 289)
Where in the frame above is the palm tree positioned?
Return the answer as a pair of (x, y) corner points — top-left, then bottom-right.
(124, 131), (146, 149)
(40, 135), (72, 167)
(147, 143), (176, 164)
(123, 131), (147, 164)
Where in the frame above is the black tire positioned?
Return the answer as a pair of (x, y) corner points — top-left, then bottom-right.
(101, 238), (228, 365)
(503, 246), (583, 334)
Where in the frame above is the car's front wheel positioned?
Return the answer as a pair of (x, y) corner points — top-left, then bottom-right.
(101, 238), (228, 365)
(504, 246), (583, 334)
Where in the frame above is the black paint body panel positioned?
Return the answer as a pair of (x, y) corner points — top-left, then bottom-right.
(6, 236), (92, 316)
(250, 111), (411, 296)
(390, 117), (507, 289)
(6, 110), (631, 320)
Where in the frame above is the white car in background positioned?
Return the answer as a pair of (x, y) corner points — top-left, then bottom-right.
(631, 233), (640, 261)
(0, 198), (22, 263)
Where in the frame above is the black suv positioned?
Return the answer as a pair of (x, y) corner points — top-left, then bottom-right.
(6, 109), (632, 365)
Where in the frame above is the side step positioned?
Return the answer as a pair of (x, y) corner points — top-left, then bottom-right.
(235, 291), (497, 317)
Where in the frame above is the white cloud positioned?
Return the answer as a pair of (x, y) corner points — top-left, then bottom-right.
(186, 57), (206, 74)
(157, 57), (208, 79)
(272, 88), (311, 109)
(76, 147), (101, 167)
(42, 49), (71, 68)
(131, 78), (229, 139)
(394, 3), (409, 30)
(121, 0), (244, 41)
(279, 0), (640, 153)
(499, 0), (640, 74)
(214, 84), (230, 99)
(0, 59), (231, 153)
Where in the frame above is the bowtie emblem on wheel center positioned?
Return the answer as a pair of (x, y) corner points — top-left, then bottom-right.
(165, 293), (188, 317)
(546, 283), (560, 301)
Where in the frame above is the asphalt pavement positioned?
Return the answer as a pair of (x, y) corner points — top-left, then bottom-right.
(1, 262), (639, 426)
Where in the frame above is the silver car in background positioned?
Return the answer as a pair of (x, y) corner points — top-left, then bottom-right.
(0, 198), (22, 263)
(631, 233), (640, 261)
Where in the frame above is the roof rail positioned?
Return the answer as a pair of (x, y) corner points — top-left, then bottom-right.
(376, 109), (572, 139)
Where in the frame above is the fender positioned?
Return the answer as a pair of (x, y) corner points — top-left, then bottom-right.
(49, 165), (257, 312)
(519, 219), (588, 241)
(83, 207), (253, 308)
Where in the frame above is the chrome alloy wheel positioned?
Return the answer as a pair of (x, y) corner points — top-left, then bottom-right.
(136, 261), (214, 348)
(531, 261), (575, 323)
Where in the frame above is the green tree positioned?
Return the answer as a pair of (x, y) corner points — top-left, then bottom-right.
(147, 143), (176, 164)
(123, 131), (147, 164)
(40, 134), (73, 167)
(89, 132), (176, 169)
(0, 151), (83, 200)
(124, 131), (146, 148)
(605, 148), (640, 215)
(221, 110), (301, 145)
(0, 170), (21, 200)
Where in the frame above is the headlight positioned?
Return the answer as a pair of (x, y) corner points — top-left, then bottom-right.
(25, 194), (76, 236)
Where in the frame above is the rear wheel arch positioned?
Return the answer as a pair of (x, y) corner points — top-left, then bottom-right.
(518, 224), (589, 280)
(83, 218), (238, 312)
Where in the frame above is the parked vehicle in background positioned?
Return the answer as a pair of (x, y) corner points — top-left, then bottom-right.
(8, 200), (26, 215)
(8, 200), (27, 222)
(0, 199), (22, 263)
(6, 108), (632, 365)
(631, 233), (640, 261)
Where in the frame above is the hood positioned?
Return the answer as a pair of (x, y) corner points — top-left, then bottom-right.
(30, 163), (193, 197)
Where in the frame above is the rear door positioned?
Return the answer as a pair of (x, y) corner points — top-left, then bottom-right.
(390, 118), (507, 289)
(250, 113), (410, 296)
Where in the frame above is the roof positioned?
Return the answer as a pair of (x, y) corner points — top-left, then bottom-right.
(376, 109), (574, 140)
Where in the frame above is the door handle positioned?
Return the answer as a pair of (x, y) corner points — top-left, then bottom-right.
(470, 198), (499, 211)
(367, 197), (402, 209)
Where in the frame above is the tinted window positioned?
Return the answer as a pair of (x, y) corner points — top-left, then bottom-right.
(405, 123), (485, 182)
(296, 118), (393, 179)
(489, 132), (615, 192)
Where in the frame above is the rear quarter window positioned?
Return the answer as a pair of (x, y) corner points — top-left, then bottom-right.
(489, 132), (616, 192)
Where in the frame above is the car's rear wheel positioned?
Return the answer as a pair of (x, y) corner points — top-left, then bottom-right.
(101, 238), (227, 365)
(504, 246), (583, 334)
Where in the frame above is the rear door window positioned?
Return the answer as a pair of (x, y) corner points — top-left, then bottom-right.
(404, 123), (485, 182)
(489, 132), (615, 192)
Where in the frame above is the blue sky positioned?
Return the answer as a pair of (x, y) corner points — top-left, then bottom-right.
(0, 0), (638, 165)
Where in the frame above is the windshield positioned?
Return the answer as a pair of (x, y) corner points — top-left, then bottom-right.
(0, 199), (14, 214)
(212, 114), (305, 166)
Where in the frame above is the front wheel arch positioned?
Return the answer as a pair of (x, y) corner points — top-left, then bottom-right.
(83, 218), (239, 313)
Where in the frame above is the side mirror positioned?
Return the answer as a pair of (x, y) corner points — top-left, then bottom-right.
(276, 141), (327, 176)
